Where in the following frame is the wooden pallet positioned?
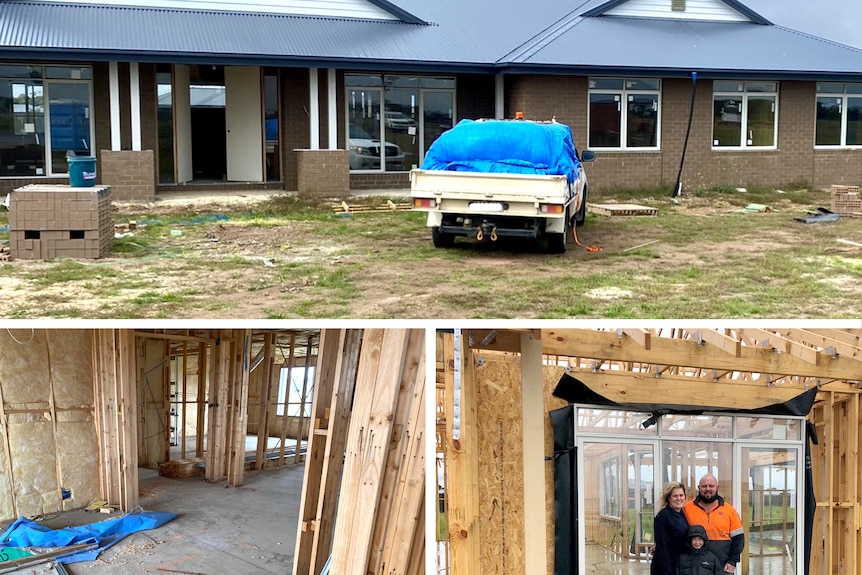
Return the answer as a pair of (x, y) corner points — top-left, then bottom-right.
(0, 246), (10, 262)
(332, 200), (412, 214)
(588, 203), (659, 217)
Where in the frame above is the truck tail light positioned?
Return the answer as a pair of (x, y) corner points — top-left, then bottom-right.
(413, 198), (435, 208)
(539, 204), (564, 214)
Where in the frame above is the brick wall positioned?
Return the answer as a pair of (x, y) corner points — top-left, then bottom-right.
(100, 150), (156, 201)
(8, 185), (112, 259)
(295, 149), (349, 197)
(507, 75), (862, 192)
(349, 172), (410, 190)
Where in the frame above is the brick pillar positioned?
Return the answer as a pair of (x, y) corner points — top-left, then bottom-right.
(99, 150), (156, 201)
(295, 149), (350, 197)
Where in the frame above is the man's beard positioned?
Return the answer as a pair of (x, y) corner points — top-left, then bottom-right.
(700, 493), (718, 504)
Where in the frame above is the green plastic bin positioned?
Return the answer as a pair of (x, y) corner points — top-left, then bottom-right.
(68, 156), (97, 187)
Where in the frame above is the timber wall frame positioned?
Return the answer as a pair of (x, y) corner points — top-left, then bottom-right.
(293, 328), (426, 575)
(439, 328), (862, 575)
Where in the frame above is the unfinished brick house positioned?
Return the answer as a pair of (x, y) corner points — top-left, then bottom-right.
(0, 0), (860, 200)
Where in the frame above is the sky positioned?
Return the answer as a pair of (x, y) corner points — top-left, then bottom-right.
(743, 0), (861, 49)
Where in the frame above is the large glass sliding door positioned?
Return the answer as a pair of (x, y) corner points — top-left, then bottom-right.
(577, 408), (804, 575)
(47, 81), (91, 174)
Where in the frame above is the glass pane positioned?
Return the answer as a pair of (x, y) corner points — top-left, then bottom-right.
(847, 97), (862, 146)
(589, 93), (621, 148)
(345, 74), (382, 87)
(157, 71), (174, 184)
(737, 418), (802, 440)
(577, 408), (658, 435)
(347, 88), (383, 171)
(626, 79), (660, 91)
(714, 97), (742, 146)
(45, 66), (91, 80)
(264, 71), (279, 182)
(741, 447), (797, 575)
(817, 82), (844, 94)
(661, 414), (733, 438)
(385, 75), (419, 89)
(662, 440), (734, 503)
(583, 442), (655, 563)
(745, 82), (777, 93)
(422, 91), (454, 167)
(49, 82), (91, 173)
(815, 97), (842, 146)
(383, 83), (415, 172)
(714, 81), (743, 93)
(747, 96), (775, 146)
(0, 65), (42, 79)
(589, 78), (624, 90)
(0, 79), (45, 176)
(626, 94), (657, 147)
(846, 83), (862, 95)
(421, 77), (455, 89)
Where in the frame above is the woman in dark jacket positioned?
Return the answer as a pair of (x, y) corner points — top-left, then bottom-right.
(677, 525), (722, 575)
(651, 482), (689, 575)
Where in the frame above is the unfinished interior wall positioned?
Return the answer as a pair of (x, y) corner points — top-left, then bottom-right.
(810, 389), (862, 575)
(0, 330), (100, 521)
(138, 337), (168, 466)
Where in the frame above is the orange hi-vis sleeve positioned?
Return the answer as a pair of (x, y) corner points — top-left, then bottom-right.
(683, 500), (743, 541)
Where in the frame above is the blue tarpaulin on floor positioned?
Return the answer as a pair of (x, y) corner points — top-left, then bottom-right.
(0, 510), (177, 563)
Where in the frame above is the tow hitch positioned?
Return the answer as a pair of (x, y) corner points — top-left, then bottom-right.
(476, 221), (499, 242)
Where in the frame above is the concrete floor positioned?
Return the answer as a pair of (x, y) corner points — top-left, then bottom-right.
(27, 464), (305, 574)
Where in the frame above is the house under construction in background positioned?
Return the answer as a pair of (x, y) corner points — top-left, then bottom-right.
(0, 327), (424, 575)
(437, 328), (862, 575)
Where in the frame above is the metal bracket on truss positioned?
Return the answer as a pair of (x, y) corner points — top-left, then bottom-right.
(453, 329), (462, 441)
(711, 369), (719, 382)
(766, 374), (773, 388)
(694, 330), (705, 347)
(824, 346), (838, 359)
(616, 328), (624, 339)
(481, 329), (499, 347)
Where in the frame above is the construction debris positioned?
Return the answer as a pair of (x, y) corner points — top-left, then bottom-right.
(587, 203), (658, 217)
(332, 200), (411, 214)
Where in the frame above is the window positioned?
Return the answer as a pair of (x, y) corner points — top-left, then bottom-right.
(588, 78), (660, 150)
(276, 366), (315, 417)
(600, 456), (621, 518)
(712, 81), (777, 148)
(0, 64), (93, 178)
(346, 74), (454, 172)
(815, 82), (862, 147)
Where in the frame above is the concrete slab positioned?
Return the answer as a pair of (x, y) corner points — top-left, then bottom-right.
(27, 465), (304, 574)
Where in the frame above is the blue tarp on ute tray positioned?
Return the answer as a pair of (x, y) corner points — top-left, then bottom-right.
(0, 510), (177, 563)
(421, 119), (581, 183)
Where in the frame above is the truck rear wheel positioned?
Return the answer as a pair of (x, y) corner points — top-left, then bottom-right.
(432, 228), (455, 248)
(546, 231), (567, 254)
(575, 185), (588, 227)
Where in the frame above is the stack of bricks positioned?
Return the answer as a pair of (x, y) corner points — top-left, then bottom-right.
(8, 184), (113, 259)
(831, 184), (862, 217)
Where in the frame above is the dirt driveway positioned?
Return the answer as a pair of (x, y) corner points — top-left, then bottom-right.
(1, 189), (862, 319)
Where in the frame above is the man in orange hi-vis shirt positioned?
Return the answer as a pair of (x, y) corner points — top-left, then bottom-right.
(683, 474), (745, 573)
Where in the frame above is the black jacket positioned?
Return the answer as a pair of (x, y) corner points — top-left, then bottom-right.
(677, 525), (722, 575)
(651, 505), (689, 575)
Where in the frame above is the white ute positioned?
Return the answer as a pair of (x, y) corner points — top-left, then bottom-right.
(410, 119), (594, 253)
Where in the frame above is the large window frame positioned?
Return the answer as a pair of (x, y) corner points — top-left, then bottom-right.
(587, 77), (661, 151)
(576, 406), (805, 575)
(345, 74), (455, 173)
(712, 81), (778, 150)
(0, 63), (94, 178)
(814, 82), (862, 148)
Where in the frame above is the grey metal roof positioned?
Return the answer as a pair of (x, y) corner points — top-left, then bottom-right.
(0, 0), (861, 79)
(508, 16), (862, 79)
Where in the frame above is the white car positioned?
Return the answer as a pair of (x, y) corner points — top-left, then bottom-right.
(384, 111), (417, 132)
(348, 124), (406, 171)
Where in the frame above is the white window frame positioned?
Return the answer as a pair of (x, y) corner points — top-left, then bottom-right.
(587, 77), (661, 151)
(814, 82), (862, 149)
(712, 81), (779, 150)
